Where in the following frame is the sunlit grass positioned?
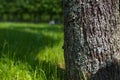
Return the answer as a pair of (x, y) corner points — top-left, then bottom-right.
(0, 22), (65, 80)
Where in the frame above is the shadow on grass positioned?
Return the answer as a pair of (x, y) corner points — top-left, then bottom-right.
(36, 60), (65, 80)
(0, 28), (59, 61)
(0, 25), (65, 80)
(12, 24), (64, 34)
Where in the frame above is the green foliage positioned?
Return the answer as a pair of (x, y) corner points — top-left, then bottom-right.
(0, 0), (62, 22)
(0, 0), (62, 15)
(0, 22), (65, 80)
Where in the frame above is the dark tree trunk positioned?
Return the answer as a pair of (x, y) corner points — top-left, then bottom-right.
(63, 0), (119, 80)
(35, 13), (40, 23)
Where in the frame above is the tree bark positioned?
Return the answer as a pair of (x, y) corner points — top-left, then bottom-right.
(63, 0), (119, 80)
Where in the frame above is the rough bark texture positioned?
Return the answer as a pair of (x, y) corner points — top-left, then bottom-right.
(63, 0), (119, 80)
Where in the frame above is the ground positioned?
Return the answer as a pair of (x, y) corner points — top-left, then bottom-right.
(0, 22), (65, 80)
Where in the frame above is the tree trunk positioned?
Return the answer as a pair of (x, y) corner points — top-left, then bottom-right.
(63, 0), (119, 80)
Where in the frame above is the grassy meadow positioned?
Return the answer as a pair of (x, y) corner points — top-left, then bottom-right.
(0, 22), (65, 80)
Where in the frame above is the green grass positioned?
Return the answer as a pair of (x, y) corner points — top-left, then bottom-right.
(0, 22), (65, 80)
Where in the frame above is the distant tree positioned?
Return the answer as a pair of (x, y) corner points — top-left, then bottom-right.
(63, 0), (120, 80)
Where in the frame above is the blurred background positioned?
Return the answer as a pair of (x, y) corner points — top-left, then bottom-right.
(0, 0), (63, 23)
(0, 0), (65, 80)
